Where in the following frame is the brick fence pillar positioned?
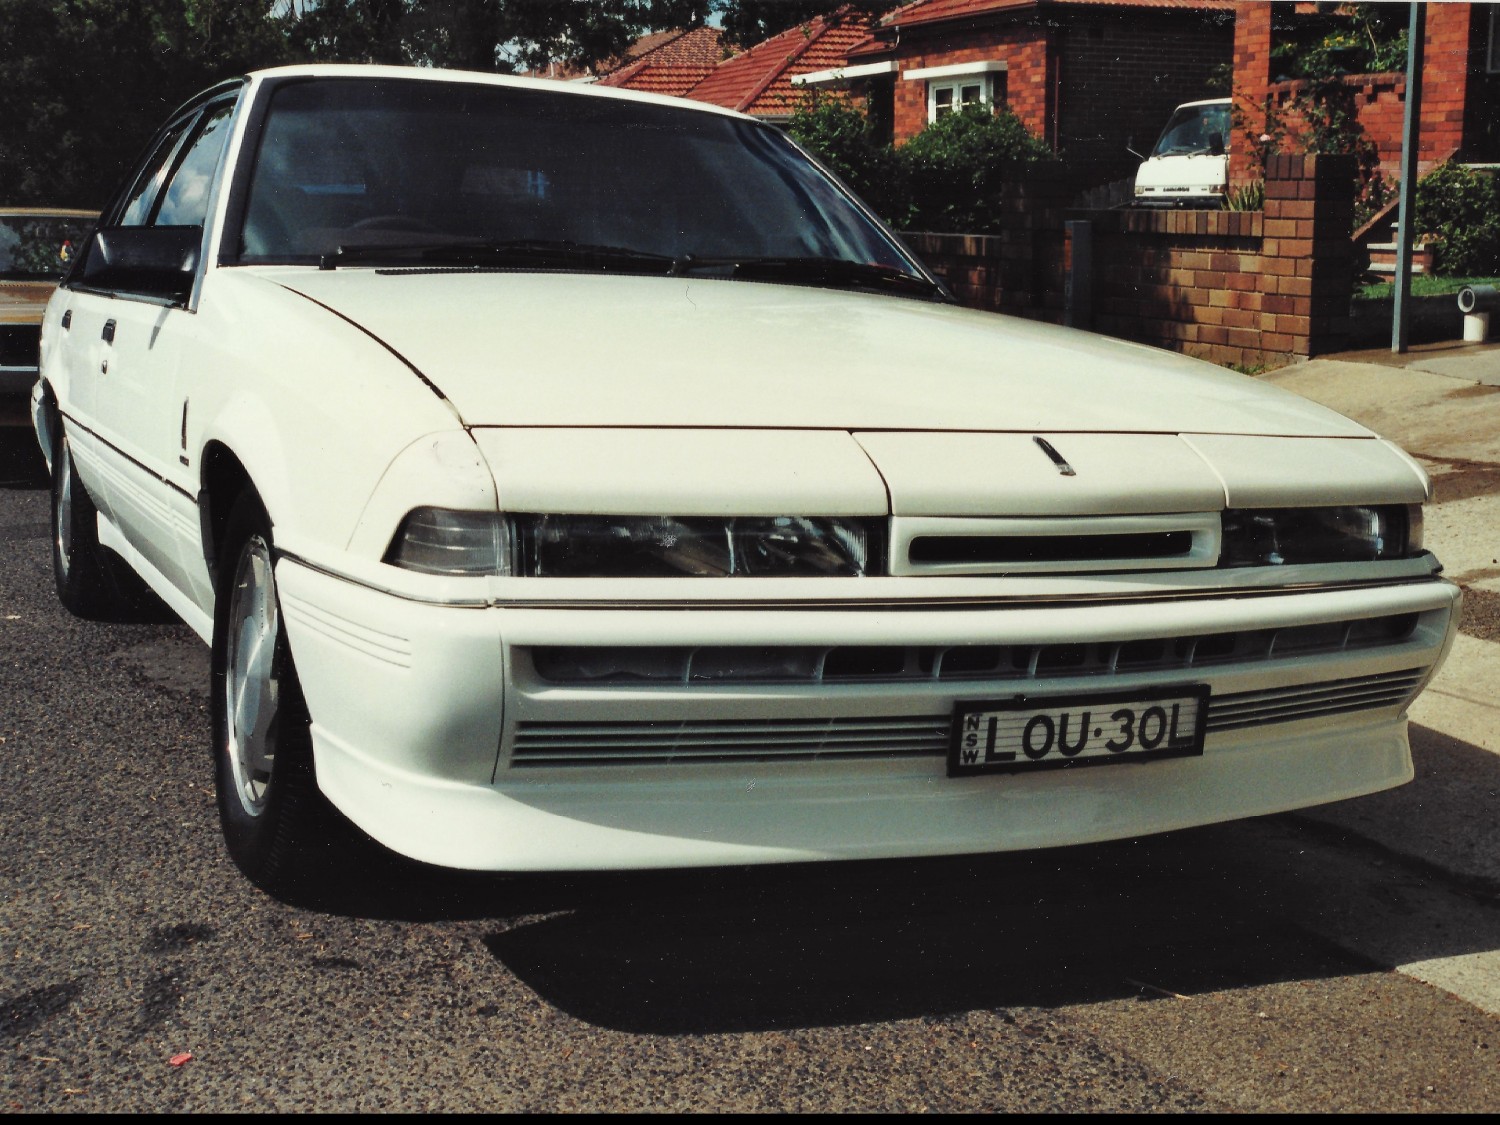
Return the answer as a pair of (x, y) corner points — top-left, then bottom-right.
(1229, 1), (1273, 189)
(1264, 152), (1356, 357)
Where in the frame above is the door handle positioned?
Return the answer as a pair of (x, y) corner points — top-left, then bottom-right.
(101, 320), (116, 344)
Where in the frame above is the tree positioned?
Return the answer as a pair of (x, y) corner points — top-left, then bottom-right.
(291, 0), (716, 72)
(0, 0), (290, 207)
(714, 1), (898, 49)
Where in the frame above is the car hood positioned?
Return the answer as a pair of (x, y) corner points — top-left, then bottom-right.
(265, 268), (1368, 437)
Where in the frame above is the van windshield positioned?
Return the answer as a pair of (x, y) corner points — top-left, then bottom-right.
(235, 77), (920, 283)
(1151, 103), (1231, 158)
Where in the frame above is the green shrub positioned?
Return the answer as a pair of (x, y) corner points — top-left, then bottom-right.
(1226, 181), (1265, 212)
(894, 103), (1056, 233)
(790, 97), (1057, 234)
(1415, 162), (1500, 277)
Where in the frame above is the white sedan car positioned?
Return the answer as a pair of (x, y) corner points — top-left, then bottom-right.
(34, 65), (1459, 892)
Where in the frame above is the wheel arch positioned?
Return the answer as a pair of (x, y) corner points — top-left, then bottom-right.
(198, 441), (259, 589)
(33, 380), (59, 474)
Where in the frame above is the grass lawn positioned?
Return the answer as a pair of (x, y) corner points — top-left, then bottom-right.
(1356, 275), (1500, 301)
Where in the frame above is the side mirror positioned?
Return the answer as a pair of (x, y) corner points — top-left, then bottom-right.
(77, 226), (200, 303)
(1208, 132), (1225, 157)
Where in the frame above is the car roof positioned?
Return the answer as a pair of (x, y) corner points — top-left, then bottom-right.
(242, 63), (756, 123)
(1173, 98), (1231, 109)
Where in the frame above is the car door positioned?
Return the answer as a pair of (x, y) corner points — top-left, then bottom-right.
(52, 115), (197, 526)
(76, 97), (237, 596)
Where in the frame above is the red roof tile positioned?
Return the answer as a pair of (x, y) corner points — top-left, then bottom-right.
(684, 7), (878, 117)
(881, 0), (1234, 29)
(596, 26), (726, 96)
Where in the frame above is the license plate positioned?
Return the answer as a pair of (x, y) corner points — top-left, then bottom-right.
(948, 685), (1208, 776)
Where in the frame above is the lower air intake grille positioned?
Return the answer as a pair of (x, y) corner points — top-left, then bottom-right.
(511, 715), (950, 767)
(1204, 668), (1426, 733)
(509, 667), (1427, 767)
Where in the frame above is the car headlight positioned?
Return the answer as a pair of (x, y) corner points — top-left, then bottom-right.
(1219, 505), (1421, 568)
(385, 511), (881, 577)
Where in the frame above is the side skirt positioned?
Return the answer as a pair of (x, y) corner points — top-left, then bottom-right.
(96, 512), (214, 644)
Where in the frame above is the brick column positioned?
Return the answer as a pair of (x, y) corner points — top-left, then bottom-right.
(1230, 1), (1273, 189)
(1263, 153), (1356, 357)
(1419, 0), (1474, 170)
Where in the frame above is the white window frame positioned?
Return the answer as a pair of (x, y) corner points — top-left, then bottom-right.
(903, 60), (1008, 124)
(927, 75), (993, 121)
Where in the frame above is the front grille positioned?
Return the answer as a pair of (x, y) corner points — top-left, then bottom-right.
(509, 667), (1428, 767)
(909, 530), (1195, 566)
(0, 325), (41, 369)
(528, 613), (1419, 685)
(511, 715), (951, 767)
(1205, 668), (1427, 733)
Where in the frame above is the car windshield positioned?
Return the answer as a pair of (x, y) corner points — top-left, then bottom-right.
(1151, 103), (1231, 158)
(236, 78), (920, 283)
(0, 215), (94, 280)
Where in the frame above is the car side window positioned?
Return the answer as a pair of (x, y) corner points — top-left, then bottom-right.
(118, 119), (193, 227)
(152, 103), (235, 228)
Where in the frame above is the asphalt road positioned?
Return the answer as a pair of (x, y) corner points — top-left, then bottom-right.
(2, 429), (1498, 1112)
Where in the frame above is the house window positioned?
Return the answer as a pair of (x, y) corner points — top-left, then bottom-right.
(905, 60), (1009, 124)
(930, 77), (991, 120)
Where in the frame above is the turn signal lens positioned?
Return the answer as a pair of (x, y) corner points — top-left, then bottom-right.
(385, 508), (512, 576)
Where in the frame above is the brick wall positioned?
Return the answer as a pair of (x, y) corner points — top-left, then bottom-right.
(1423, 0), (1472, 163)
(1241, 3), (1495, 183)
(1268, 67), (1469, 181)
(905, 154), (1358, 370)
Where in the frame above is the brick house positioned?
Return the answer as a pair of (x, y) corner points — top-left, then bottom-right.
(795, 0), (1237, 186)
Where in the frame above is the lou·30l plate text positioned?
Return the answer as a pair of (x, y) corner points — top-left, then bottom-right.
(949, 685), (1209, 776)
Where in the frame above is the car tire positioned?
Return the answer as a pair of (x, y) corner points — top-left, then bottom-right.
(211, 491), (336, 894)
(50, 426), (120, 618)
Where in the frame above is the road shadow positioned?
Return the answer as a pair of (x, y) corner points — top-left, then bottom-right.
(278, 721), (1500, 1034)
(476, 827), (1382, 1033)
(0, 425), (48, 489)
(1296, 722), (1500, 897)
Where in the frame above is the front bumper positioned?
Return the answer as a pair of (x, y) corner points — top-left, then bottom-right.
(274, 559), (1461, 871)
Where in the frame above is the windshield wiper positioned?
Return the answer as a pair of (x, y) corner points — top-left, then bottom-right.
(319, 238), (678, 273)
(671, 255), (949, 300)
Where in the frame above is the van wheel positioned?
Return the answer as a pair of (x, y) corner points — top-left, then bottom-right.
(211, 492), (332, 894)
(50, 429), (119, 618)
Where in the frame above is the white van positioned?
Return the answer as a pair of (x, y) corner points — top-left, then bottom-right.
(1133, 98), (1231, 208)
